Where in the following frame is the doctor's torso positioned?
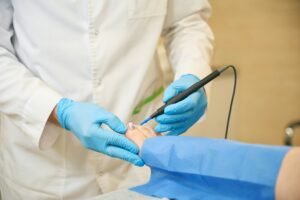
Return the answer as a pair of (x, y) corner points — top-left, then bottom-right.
(11, 0), (166, 118)
(1, 0), (213, 199)
(1, 1), (167, 199)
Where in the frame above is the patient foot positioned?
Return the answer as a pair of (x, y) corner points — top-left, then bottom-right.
(125, 122), (161, 150)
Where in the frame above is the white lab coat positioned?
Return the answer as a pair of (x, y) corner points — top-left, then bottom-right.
(0, 0), (213, 199)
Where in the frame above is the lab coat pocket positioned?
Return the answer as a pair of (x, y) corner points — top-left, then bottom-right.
(128, 0), (167, 19)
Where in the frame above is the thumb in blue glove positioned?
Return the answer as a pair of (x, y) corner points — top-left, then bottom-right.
(56, 98), (144, 167)
(155, 74), (207, 136)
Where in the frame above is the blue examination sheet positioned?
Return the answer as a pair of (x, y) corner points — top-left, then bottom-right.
(131, 137), (290, 200)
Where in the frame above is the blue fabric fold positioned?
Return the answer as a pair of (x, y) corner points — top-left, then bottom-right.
(131, 137), (290, 200)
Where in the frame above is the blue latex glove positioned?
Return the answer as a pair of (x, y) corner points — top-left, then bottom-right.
(56, 98), (144, 166)
(155, 74), (207, 135)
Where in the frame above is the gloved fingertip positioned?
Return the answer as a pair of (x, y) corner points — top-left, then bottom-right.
(111, 121), (127, 134)
(163, 95), (171, 103)
(154, 126), (162, 133)
(105, 115), (128, 134)
(167, 127), (188, 136)
(163, 95), (170, 103)
(134, 160), (145, 167)
(166, 132), (179, 136)
(163, 87), (177, 103)
(118, 124), (128, 134)
(164, 106), (176, 115)
(155, 116), (165, 124)
(155, 124), (170, 133)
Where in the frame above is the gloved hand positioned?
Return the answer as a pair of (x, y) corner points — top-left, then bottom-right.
(56, 98), (144, 166)
(155, 74), (207, 136)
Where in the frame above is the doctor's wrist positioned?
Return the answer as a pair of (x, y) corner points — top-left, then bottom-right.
(49, 105), (60, 127)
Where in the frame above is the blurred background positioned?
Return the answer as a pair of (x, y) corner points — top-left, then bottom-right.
(161, 0), (300, 145)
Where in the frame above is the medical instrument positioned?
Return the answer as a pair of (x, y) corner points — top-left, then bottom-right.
(154, 74), (207, 136)
(140, 65), (237, 139)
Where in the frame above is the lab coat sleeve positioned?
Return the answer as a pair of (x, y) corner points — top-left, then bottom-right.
(163, 0), (214, 82)
(0, 0), (62, 149)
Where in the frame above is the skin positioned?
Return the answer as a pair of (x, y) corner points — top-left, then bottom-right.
(49, 106), (60, 126)
(125, 123), (161, 150)
(275, 147), (300, 200)
(125, 124), (300, 200)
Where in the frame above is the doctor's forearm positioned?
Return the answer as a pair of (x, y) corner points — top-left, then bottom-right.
(163, 13), (213, 80)
(0, 0), (62, 148)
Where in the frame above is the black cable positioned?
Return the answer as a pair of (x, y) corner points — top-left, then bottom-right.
(141, 64), (238, 139)
(221, 65), (237, 139)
